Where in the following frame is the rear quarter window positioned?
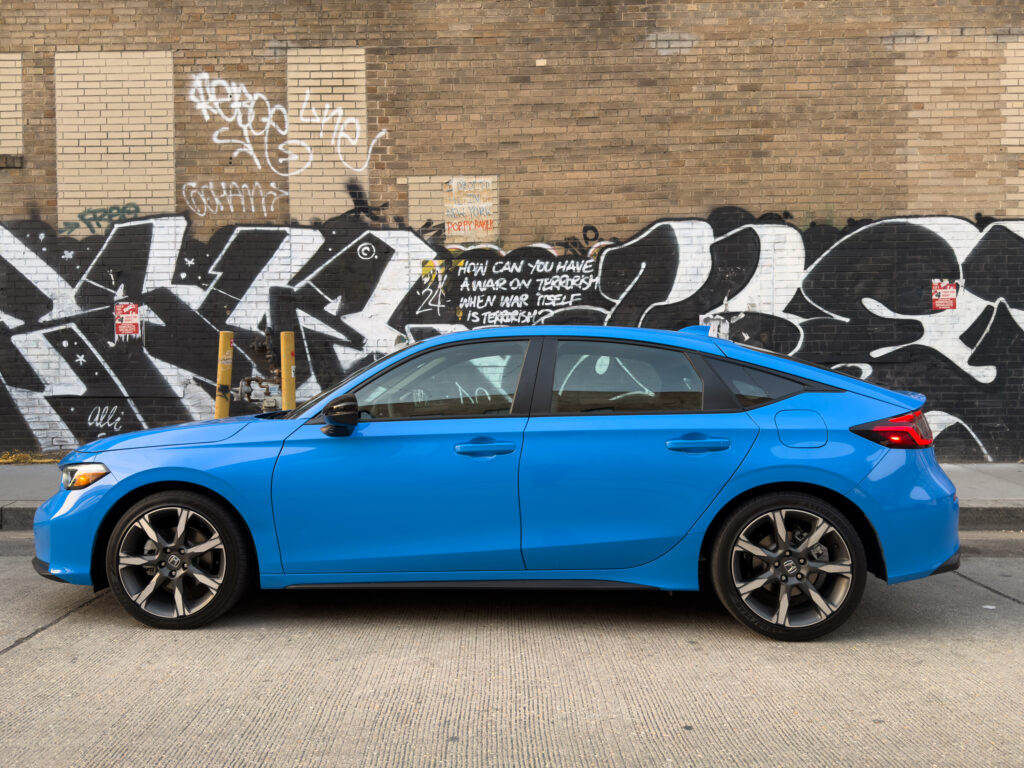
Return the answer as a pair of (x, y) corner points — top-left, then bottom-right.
(708, 357), (807, 408)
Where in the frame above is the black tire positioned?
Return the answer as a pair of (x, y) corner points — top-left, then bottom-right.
(105, 491), (251, 629)
(710, 492), (867, 641)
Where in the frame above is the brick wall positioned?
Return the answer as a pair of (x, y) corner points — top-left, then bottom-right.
(0, 0), (1022, 460)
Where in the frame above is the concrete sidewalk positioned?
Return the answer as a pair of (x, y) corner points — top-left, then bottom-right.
(1, 461), (1021, 531)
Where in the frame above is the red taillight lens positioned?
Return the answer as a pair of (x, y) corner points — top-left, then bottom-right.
(851, 409), (933, 449)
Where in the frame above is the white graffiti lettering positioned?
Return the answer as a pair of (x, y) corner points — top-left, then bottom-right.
(296, 90), (387, 174)
(181, 180), (289, 218)
(87, 404), (123, 434)
(188, 72), (309, 177)
(188, 72), (385, 177)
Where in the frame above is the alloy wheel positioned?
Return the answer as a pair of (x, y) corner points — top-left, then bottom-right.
(729, 507), (854, 629)
(117, 506), (227, 619)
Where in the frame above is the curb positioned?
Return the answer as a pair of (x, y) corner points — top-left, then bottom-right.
(959, 505), (1024, 531)
(1, 502), (37, 530)
(1, 501), (1021, 532)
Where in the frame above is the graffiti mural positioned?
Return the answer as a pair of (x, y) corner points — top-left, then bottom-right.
(1, 202), (1023, 461)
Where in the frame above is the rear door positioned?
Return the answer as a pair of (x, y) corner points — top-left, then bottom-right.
(518, 338), (758, 571)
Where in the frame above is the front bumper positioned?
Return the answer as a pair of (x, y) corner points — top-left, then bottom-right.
(32, 556), (68, 583)
(33, 469), (118, 587)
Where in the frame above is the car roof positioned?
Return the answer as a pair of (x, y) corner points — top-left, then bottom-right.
(411, 324), (725, 355)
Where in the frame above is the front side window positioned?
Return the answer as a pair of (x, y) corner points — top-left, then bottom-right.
(354, 340), (529, 420)
(550, 340), (703, 414)
(288, 343), (419, 419)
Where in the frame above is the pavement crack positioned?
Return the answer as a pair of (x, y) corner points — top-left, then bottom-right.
(955, 572), (1023, 606)
(0, 590), (108, 657)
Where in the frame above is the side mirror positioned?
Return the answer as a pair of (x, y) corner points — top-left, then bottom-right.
(321, 394), (359, 437)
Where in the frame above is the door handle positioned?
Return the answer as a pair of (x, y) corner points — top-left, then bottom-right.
(454, 441), (517, 457)
(665, 437), (731, 453)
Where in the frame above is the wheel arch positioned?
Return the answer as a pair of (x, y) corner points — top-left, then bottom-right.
(90, 481), (260, 590)
(697, 481), (886, 586)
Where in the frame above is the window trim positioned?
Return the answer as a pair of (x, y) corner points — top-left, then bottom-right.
(529, 337), (731, 418)
(307, 337), (542, 424)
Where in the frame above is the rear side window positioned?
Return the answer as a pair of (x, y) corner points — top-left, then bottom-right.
(708, 358), (806, 408)
(550, 340), (703, 414)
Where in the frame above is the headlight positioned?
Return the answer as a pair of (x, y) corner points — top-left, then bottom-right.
(61, 463), (110, 490)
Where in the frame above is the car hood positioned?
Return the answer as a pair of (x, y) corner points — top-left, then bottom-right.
(76, 415), (258, 453)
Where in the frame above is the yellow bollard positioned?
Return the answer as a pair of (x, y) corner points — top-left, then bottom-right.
(214, 331), (234, 419)
(280, 331), (296, 410)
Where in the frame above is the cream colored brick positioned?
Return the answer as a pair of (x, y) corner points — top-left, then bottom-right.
(0, 54), (23, 154)
(287, 48), (380, 223)
(1001, 38), (1024, 215)
(405, 175), (449, 227)
(56, 50), (174, 225)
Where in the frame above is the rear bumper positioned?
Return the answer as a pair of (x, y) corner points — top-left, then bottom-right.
(850, 448), (960, 584)
(931, 547), (961, 576)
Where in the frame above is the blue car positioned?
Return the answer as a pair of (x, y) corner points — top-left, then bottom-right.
(33, 325), (959, 640)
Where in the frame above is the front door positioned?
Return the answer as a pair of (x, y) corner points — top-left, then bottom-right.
(273, 338), (536, 574)
(519, 339), (758, 571)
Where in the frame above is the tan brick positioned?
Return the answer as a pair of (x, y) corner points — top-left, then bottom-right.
(0, 54), (23, 155)
(55, 50), (174, 225)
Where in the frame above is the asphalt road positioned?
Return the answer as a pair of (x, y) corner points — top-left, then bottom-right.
(1, 531), (1021, 767)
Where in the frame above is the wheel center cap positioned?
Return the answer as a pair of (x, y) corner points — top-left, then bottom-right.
(782, 559), (798, 576)
(166, 553), (182, 570)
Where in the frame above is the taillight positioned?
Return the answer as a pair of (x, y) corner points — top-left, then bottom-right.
(851, 409), (933, 449)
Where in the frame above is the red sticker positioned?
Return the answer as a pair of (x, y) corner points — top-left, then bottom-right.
(931, 279), (957, 311)
(114, 302), (141, 337)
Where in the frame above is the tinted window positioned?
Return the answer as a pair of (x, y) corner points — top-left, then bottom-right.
(354, 340), (528, 419)
(708, 358), (805, 408)
(550, 341), (702, 414)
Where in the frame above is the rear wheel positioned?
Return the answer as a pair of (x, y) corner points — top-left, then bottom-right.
(711, 492), (866, 641)
(105, 491), (250, 629)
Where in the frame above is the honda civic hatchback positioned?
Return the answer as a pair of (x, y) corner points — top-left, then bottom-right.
(33, 325), (959, 640)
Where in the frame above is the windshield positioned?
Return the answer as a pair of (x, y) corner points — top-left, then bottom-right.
(286, 343), (420, 419)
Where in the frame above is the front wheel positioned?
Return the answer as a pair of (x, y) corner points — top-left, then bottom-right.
(710, 492), (867, 641)
(105, 491), (251, 629)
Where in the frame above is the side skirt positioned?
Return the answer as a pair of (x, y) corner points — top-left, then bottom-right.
(284, 579), (661, 591)
(262, 532), (706, 591)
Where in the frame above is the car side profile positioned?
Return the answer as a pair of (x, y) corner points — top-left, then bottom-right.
(33, 325), (960, 640)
